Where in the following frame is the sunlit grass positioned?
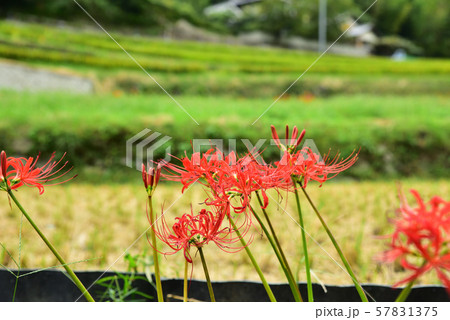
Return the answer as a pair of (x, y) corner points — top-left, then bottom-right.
(2, 91), (448, 132)
(1, 179), (448, 287)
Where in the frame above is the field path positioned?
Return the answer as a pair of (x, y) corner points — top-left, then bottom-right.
(0, 61), (93, 93)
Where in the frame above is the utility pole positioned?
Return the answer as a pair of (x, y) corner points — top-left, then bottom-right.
(318, 0), (327, 53)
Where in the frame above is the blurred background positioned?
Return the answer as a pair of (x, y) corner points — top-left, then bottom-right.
(0, 0), (449, 286)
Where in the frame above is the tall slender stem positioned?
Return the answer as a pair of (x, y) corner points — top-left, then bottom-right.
(147, 196), (164, 302)
(395, 262), (425, 302)
(395, 280), (415, 302)
(183, 258), (189, 302)
(250, 204), (303, 302)
(7, 190), (95, 302)
(255, 192), (298, 285)
(293, 182), (313, 301)
(12, 270), (20, 302)
(198, 246), (215, 302)
(228, 216), (276, 302)
(299, 185), (368, 302)
(12, 214), (24, 302)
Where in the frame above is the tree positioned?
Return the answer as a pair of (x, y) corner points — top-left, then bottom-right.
(256, 0), (306, 43)
(355, 0), (449, 56)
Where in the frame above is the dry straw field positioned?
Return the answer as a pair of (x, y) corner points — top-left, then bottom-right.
(1, 179), (448, 287)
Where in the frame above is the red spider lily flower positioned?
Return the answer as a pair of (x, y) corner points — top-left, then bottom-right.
(0, 151), (75, 194)
(379, 189), (450, 294)
(203, 183), (255, 235)
(208, 152), (281, 213)
(0, 151), (6, 181)
(271, 125), (305, 154)
(299, 148), (359, 187)
(163, 147), (268, 213)
(275, 147), (359, 188)
(1, 150), (20, 188)
(270, 125), (358, 188)
(164, 145), (290, 217)
(223, 160), (264, 211)
(151, 204), (247, 263)
(163, 148), (234, 193)
(142, 161), (166, 196)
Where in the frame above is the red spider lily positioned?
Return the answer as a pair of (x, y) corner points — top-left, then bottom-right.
(164, 147), (274, 214)
(203, 182), (255, 235)
(379, 189), (450, 294)
(1, 151), (18, 188)
(151, 204), (247, 263)
(0, 151), (7, 180)
(163, 148), (235, 193)
(221, 156), (267, 210)
(275, 147), (359, 188)
(0, 151), (75, 194)
(205, 150), (290, 215)
(142, 161), (166, 196)
(271, 125), (305, 154)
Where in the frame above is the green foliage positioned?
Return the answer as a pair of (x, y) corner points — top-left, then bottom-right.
(95, 251), (155, 302)
(255, 0), (308, 41)
(370, 0), (413, 35)
(144, 0), (212, 29)
(360, 0), (450, 56)
(407, 0), (450, 57)
(2, 0), (211, 30)
(0, 91), (448, 180)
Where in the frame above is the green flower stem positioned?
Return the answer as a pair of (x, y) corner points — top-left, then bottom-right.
(183, 258), (189, 302)
(293, 182), (313, 302)
(299, 185), (368, 302)
(395, 280), (415, 302)
(147, 196), (164, 302)
(395, 261), (425, 302)
(228, 216), (277, 302)
(198, 246), (215, 302)
(7, 190), (95, 302)
(250, 204), (303, 302)
(255, 192), (303, 301)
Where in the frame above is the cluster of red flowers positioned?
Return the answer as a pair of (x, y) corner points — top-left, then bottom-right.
(380, 189), (450, 293)
(0, 151), (74, 194)
(144, 125), (359, 263)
